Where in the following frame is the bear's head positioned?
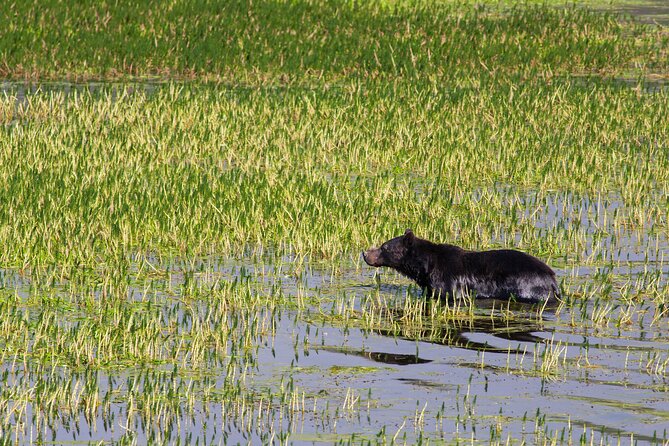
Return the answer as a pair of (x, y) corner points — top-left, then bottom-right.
(362, 229), (415, 268)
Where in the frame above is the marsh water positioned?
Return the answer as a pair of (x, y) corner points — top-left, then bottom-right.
(1, 72), (669, 444)
(3, 263), (669, 444)
(612, 0), (669, 25)
(0, 186), (668, 445)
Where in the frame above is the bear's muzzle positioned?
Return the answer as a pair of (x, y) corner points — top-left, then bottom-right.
(362, 248), (383, 267)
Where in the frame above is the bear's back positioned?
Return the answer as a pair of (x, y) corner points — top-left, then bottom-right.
(464, 248), (555, 278)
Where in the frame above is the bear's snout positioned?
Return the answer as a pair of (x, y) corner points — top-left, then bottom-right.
(362, 248), (382, 267)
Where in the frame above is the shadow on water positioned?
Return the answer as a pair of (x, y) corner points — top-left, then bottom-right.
(316, 345), (432, 365)
(330, 287), (555, 358)
(371, 312), (550, 354)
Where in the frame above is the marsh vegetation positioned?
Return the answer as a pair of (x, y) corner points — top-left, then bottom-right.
(0, 0), (668, 444)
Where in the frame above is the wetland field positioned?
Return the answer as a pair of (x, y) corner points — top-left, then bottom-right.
(1, 0), (669, 444)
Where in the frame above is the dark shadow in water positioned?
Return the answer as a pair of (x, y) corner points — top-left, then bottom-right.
(346, 274), (574, 357)
(354, 282), (558, 354)
(372, 321), (546, 354)
(317, 346), (432, 365)
(369, 300), (552, 354)
(396, 378), (457, 390)
(364, 351), (432, 365)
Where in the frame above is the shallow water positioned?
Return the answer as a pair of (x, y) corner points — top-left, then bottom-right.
(1, 181), (669, 445)
(2, 234), (668, 444)
(613, 0), (669, 26)
(6, 311), (668, 444)
(1, 80), (668, 443)
(0, 80), (161, 105)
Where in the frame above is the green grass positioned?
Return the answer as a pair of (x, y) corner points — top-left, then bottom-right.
(1, 0), (669, 444)
(1, 80), (667, 271)
(0, 0), (667, 82)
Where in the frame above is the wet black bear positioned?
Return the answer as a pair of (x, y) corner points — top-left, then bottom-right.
(363, 229), (559, 303)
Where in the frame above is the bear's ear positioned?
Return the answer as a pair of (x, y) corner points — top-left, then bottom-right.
(404, 229), (415, 246)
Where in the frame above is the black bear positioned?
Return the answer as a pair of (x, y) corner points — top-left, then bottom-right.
(363, 229), (559, 303)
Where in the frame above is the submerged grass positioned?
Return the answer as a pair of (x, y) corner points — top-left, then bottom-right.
(1, 0), (668, 443)
(1, 77), (668, 443)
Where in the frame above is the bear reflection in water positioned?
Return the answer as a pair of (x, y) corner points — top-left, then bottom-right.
(320, 313), (548, 367)
(372, 312), (548, 355)
(363, 229), (560, 304)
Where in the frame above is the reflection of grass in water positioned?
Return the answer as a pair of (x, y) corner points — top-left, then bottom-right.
(320, 284), (669, 387)
(0, 0), (668, 443)
(0, 272), (302, 442)
(319, 291), (575, 380)
(1, 77), (668, 439)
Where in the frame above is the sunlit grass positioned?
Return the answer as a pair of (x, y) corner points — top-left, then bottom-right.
(1, 0), (668, 443)
(1, 76), (668, 443)
(1, 81), (667, 271)
(0, 1), (667, 82)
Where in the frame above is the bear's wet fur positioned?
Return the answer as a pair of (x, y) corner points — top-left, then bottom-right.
(363, 229), (560, 304)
